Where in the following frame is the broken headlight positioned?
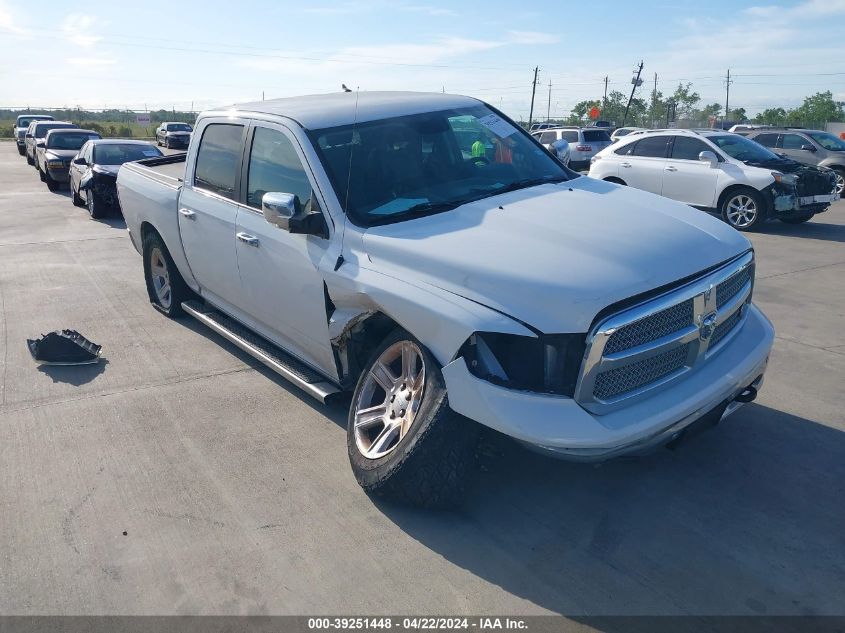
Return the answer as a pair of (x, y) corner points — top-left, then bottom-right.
(772, 172), (797, 186)
(460, 332), (585, 397)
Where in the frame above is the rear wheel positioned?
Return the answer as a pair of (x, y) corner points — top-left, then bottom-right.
(721, 188), (765, 231)
(347, 329), (479, 508)
(142, 232), (190, 317)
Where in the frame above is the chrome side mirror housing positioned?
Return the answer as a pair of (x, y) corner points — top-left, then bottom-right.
(698, 150), (718, 168)
(261, 192), (329, 239)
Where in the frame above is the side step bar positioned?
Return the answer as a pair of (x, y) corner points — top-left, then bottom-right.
(181, 300), (341, 403)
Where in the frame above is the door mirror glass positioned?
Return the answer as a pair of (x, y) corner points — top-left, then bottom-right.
(36, 141), (45, 148)
(73, 157), (87, 165)
(698, 150), (718, 167)
(262, 192), (298, 230)
(25, 133), (33, 138)
(800, 144), (817, 152)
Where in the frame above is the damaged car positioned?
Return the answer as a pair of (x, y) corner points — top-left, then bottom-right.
(69, 139), (163, 218)
(36, 129), (101, 192)
(589, 129), (838, 230)
(117, 92), (774, 507)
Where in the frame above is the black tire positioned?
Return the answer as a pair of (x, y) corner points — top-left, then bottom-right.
(86, 191), (106, 219)
(164, 138), (170, 149)
(142, 231), (190, 318)
(347, 329), (479, 508)
(721, 187), (766, 231)
(17, 145), (25, 156)
(38, 166), (46, 182)
(26, 153), (34, 166)
(780, 212), (814, 224)
(156, 137), (161, 146)
(45, 172), (59, 191)
(71, 183), (84, 207)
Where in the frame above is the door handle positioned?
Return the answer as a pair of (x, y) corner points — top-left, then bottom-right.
(665, 166), (678, 172)
(236, 232), (260, 247)
(179, 208), (196, 220)
(621, 162), (632, 168)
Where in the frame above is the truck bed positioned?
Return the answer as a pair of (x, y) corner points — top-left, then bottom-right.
(128, 152), (187, 187)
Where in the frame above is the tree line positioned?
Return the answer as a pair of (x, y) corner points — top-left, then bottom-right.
(561, 87), (844, 129)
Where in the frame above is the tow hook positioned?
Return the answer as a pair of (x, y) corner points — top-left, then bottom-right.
(734, 385), (757, 404)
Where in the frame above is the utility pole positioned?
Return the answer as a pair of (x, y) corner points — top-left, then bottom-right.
(651, 72), (658, 128)
(528, 66), (539, 128)
(622, 60), (644, 127)
(546, 80), (552, 121)
(724, 68), (732, 124)
(602, 76), (608, 113)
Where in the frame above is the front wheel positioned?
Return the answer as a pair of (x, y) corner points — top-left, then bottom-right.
(347, 330), (479, 508)
(71, 183), (84, 207)
(142, 232), (190, 317)
(26, 153), (34, 166)
(87, 191), (106, 218)
(45, 173), (59, 191)
(17, 145), (25, 156)
(721, 188), (765, 231)
(38, 166), (46, 182)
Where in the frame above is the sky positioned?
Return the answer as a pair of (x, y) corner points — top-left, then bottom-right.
(2, 0), (845, 120)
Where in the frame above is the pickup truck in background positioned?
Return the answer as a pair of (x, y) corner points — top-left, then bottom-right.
(117, 92), (774, 507)
(13, 114), (54, 155)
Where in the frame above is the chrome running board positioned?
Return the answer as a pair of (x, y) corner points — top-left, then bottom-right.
(181, 300), (341, 403)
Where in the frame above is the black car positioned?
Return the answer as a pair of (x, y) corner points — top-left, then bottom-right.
(37, 129), (102, 191)
(69, 139), (163, 218)
(155, 122), (193, 149)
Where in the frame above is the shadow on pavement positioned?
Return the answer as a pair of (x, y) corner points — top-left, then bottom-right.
(760, 220), (845, 243)
(38, 358), (109, 385)
(376, 404), (845, 616)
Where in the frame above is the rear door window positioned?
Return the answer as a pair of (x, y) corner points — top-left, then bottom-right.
(782, 133), (809, 150)
(560, 131), (579, 143)
(194, 123), (244, 200)
(539, 131), (557, 144)
(631, 136), (670, 158)
(753, 133), (779, 148)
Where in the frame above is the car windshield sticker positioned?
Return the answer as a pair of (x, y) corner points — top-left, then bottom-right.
(478, 114), (516, 138)
(142, 150), (160, 156)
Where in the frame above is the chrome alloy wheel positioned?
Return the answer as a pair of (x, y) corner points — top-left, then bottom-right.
(353, 341), (426, 460)
(835, 171), (844, 196)
(149, 247), (172, 309)
(726, 194), (758, 228)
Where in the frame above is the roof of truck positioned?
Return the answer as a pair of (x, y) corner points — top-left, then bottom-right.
(221, 91), (482, 130)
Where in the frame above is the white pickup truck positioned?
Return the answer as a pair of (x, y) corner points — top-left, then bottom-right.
(117, 92), (774, 507)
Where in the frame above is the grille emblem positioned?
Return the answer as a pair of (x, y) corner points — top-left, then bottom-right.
(699, 311), (717, 341)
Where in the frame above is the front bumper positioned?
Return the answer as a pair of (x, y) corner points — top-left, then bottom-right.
(442, 303), (774, 460)
(166, 136), (189, 146)
(46, 167), (70, 183)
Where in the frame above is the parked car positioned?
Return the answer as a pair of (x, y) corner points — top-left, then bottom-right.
(610, 126), (646, 143)
(746, 128), (845, 195)
(588, 120), (614, 130)
(530, 128), (571, 166)
(13, 114), (53, 155)
(729, 124), (773, 136)
(528, 122), (554, 132)
(36, 129), (101, 191)
(543, 127), (612, 170)
(589, 129), (837, 230)
(24, 120), (77, 166)
(69, 139), (163, 217)
(155, 122), (193, 148)
(117, 92), (773, 507)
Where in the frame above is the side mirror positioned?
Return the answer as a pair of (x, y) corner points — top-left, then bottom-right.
(261, 192), (328, 239)
(25, 133), (33, 138)
(800, 144), (816, 152)
(698, 150), (718, 168)
(72, 157), (87, 165)
(36, 141), (45, 148)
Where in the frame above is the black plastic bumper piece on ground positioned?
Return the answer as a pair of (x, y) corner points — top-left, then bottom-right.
(26, 330), (102, 365)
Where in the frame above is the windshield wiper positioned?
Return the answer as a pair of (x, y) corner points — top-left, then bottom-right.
(492, 175), (568, 196)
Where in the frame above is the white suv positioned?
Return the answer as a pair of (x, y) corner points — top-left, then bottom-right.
(589, 129), (838, 230)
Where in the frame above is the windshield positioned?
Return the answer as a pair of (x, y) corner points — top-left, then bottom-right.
(17, 116), (51, 128)
(47, 132), (100, 150)
(807, 131), (845, 151)
(34, 123), (75, 138)
(310, 105), (573, 226)
(709, 134), (780, 163)
(94, 143), (163, 164)
(167, 123), (192, 132)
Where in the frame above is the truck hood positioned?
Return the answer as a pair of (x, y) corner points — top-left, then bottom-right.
(361, 176), (750, 333)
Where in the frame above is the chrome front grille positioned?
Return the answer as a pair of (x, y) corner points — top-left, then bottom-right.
(593, 342), (693, 401)
(604, 299), (694, 354)
(575, 252), (755, 414)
